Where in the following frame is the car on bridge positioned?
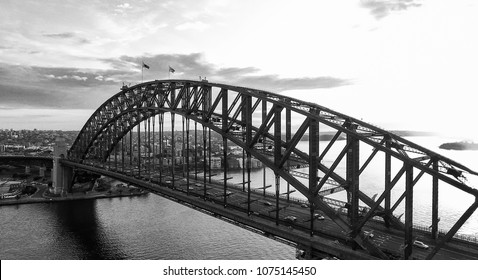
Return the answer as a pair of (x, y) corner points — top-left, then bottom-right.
(314, 214), (325, 220)
(284, 216), (297, 223)
(364, 230), (374, 238)
(413, 240), (429, 249)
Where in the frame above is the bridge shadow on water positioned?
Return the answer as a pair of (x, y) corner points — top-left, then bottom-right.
(50, 199), (128, 260)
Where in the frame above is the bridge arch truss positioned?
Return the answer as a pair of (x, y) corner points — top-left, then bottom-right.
(68, 79), (478, 259)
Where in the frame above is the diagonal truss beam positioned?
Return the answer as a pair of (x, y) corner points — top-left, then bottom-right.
(171, 84), (187, 109)
(358, 139), (387, 175)
(390, 160), (433, 213)
(278, 117), (311, 168)
(227, 92), (242, 116)
(206, 88), (225, 120)
(249, 104), (281, 148)
(318, 130), (343, 162)
(315, 141), (353, 194)
(227, 98), (246, 132)
(352, 165), (407, 236)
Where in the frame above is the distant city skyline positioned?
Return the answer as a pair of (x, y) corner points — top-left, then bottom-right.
(1, 0), (477, 140)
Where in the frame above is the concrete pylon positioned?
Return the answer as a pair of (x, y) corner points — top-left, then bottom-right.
(25, 165), (31, 175)
(52, 137), (72, 195)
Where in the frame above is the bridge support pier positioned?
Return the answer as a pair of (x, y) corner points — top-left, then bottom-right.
(52, 137), (73, 195)
(25, 165), (31, 175)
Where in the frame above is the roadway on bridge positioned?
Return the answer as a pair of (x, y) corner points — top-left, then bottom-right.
(145, 172), (478, 260)
(62, 160), (478, 259)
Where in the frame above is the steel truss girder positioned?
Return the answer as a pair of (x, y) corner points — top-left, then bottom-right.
(74, 80), (477, 193)
(76, 105), (389, 258)
(69, 79), (478, 259)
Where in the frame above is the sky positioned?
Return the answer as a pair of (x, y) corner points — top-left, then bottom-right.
(1, 0), (477, 140)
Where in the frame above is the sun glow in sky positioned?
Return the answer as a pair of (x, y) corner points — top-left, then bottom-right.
(1, 0), (477, 140)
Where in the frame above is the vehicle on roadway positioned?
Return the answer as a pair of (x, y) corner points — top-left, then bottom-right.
(284, 216), (297, 223)
(314, 214), (325, 220)
(364, 230), (374, 238)
(413, 240), (429, 249)
(263, 201), (272, 206)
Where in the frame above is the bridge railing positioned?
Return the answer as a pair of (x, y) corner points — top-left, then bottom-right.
(412, 223), (478, 244)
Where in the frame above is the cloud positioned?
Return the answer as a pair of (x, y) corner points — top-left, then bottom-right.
(103, 53), (214, 77)
(117, 3), (131, 9)
(38, 67), (128, 86)
(236, 75), (350, 92)
(176, 21), (210, 31)
(0, 53), (349, 111)
(43, 32), (76, 39)
(114, 3), (133, 14)
(216, 67), (260, 76)
(103, 53), (351, 91)
(77, 38), (91, 44)
(0, 108), (94, 130)
(42, 32), (90, 44)
(0, 82), (63, 109)
(45, 74), (88, 81)
(0, 63), (131, 109)
(360, 0), (422, 19)
(72, 75), (88, 81)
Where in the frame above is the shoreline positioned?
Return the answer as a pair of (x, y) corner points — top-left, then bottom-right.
(0, 184), (149, 207)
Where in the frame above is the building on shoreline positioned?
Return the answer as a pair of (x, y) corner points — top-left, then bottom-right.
(0, 180), (23, 199)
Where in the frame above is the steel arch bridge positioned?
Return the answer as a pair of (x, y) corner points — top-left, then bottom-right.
(65, 79), (478, 259)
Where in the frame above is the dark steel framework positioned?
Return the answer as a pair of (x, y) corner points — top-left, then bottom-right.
(68, 79), (478, 259)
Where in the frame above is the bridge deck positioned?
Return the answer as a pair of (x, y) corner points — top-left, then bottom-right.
(62, 160), (478, 260)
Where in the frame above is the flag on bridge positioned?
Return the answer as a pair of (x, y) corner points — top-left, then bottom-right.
(141, 61), (150, 83)
(169, 66), (175, 73)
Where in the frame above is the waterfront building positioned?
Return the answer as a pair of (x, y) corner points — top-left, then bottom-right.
(210, 157), (221, 169)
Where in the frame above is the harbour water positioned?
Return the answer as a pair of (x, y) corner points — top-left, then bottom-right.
(0, 195), (296, 259)
(1, 135), (477, 259)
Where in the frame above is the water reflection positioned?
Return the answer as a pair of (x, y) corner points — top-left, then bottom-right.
(50, 200), (127, 259)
